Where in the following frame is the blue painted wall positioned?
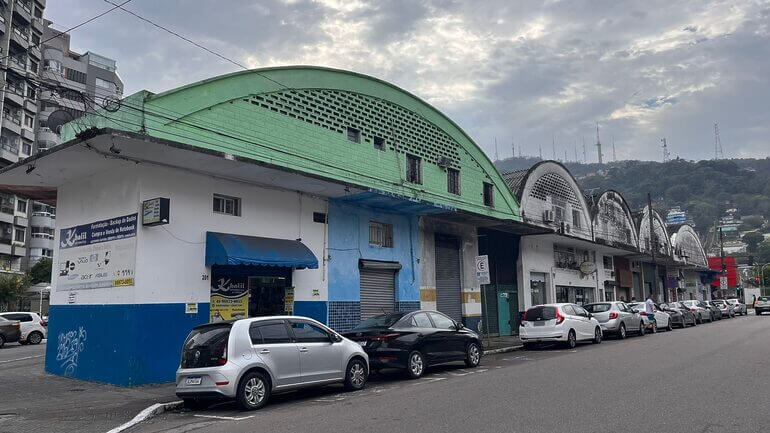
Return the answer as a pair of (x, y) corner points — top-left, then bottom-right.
(45, 303), (209, 386)
(294, 301), (328, 323)
(327, 200), (420, 303)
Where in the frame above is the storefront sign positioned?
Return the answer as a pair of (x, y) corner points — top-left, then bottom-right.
(57, 213), (137, 291)
(142, 197), (170, 226)
(475, 255), (490, 285)
(720, 276), (728, 291)
(210, 277), (249, 321)
(185, 303), (198, 314)
(284, 287), (295, 314)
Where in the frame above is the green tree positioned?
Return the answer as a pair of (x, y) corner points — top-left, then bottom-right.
(0, 273), (31, 311)
(757, 242), (770, 265)
(743, 232), (765, 253)
(27, 258), (52, 284)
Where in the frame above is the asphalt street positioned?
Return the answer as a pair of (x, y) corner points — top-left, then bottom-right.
(133, 314), (770, 433)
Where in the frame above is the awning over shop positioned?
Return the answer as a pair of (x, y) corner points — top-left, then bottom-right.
(205, 232), (318, 269)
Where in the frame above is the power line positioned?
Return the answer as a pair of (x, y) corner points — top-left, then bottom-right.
(0, 0), (134, 63)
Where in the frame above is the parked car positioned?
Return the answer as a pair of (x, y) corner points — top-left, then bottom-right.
(755, 296), (770, 315)
(176, 316), (369, 410)
(681, 300), (713, 323)
(0, 312), (47, 345)
(628, 302), (672, 332)
(710, 300), (735, 318)
(0, 316), (21, 348)
(660, 301), (697, 327)
(519, 303), (603, 349)
(700, 300), (722, 321)
(343, 310), (483, 379)
(584, 302), (645, 339)
(726, 299), (747, 316)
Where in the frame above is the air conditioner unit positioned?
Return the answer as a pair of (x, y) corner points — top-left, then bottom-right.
(437, 156), (453, 168)
(558, 221), (571, 234)
(543, 209), (555, 223)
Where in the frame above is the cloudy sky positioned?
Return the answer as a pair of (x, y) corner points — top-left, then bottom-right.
(48, 0), (770, 161)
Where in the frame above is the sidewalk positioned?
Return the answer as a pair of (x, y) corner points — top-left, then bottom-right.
(482, 335), (522, 354)
(0, 343), (177, 433)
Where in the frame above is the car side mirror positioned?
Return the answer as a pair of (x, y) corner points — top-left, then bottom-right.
(456, 322), (465, 331)
(330, 333), (343, 343)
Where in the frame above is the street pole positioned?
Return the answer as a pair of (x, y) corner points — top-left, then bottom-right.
(647, 193), (659, 302)
(719, 227), (726, 299)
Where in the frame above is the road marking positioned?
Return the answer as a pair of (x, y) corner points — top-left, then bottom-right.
(194, 414), (255, 421)
(107, 401), (183, 433)
(0, 354), (44, 364)
(411, 377), (446, 385)
(313, 397), (346, 402)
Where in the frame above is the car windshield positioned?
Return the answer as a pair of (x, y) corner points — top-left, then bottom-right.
(760, 297), (770, 302)
(524, 306), (556, 321)
(584, 303), (611, 313)
(682, 301), (697, 306)
(628, 303), (642, 309)
(726, 299), (738, 304)
(352, 313), (405, 330)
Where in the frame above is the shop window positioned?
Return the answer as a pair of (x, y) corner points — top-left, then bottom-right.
(369, 221), (393, 248)
(447, 168), (460, 195)
(483, 182), (494, 207)
(373, 136), (385, 151)
(406, 154), (421, 184)
(346, 127), (360, 143)
(213, 194), (241, 216)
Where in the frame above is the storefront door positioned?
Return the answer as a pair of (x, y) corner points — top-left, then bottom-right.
(555, 286), (595, 306)
(248, 276), (290, 317)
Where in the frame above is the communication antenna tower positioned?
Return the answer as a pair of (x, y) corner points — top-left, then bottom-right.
(494, 137), (499, 161)
(661, 138), (670, 162)
(511, 140), (515, 159)
(552, 135), (556, 159)
(612, 135), (617, 162)
(539, 144), (543, 159)
(714, 123), (724, 159)
(582, 136), (586, 163)
(574, 141), (578, 162)
(595, 122), (603, 164)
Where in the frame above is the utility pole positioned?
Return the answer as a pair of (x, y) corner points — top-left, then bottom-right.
(714, 123), (724, 160)
(648, 193), (661, 302)
(661, 138), (670, 162)
(719, 227), (726, 297)
(595, 122), (603, 164)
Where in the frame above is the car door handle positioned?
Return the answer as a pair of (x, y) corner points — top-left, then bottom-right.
(259, 349), (270, 354)
(299, 347), (309, 352)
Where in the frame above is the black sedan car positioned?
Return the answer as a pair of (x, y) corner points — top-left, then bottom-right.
(660, 302), (697, 328)
(342, 310), (483, 379)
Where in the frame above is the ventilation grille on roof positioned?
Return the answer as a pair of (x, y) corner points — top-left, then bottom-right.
(245, 89), (460, 168)
(529, 172), (583, 208)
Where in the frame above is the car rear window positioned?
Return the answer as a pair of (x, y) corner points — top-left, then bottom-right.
(584, 304), (611, 313)
(759, 297), (770, 302)
(181, 324), (231, 368)
(524, 306), (556, 321)
(353, 313), (405, 330)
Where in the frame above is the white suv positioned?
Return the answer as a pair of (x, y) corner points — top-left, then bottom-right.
(0, 312), (47, 345)
(176, 316), (369, 410)
(519, 303), (603, 349)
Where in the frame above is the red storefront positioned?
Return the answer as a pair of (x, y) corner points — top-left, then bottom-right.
(708, 256), (738, 297)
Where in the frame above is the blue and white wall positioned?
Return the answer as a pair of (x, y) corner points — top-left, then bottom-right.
(326, 200), (420, 331)
(47, 163), (328, 386)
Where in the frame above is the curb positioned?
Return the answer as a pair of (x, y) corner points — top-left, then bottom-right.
(106, 400), (183, 433)
(484, 345), (523, 355)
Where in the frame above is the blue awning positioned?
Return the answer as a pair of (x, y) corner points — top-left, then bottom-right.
(205, 232), (318, 269)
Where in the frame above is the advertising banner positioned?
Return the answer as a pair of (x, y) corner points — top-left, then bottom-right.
(210, 276), (249, 321)
(57, 213), (137, 291)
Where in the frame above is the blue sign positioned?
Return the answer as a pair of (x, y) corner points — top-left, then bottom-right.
(60, 214), (138, 250)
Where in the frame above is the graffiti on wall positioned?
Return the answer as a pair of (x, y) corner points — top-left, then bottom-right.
(56, 327), (87, 376)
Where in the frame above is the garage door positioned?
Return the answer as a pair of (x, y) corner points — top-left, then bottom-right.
(359, 260), (399, 320)
(435, 236), (463, 321)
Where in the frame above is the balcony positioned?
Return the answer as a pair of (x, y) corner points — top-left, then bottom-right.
(0, 135), (20, 156)
(2, 113), (22, 135)
(12, 244), (26, 257)
(8, 55), (26, 74)
(24, 98), (36, 112)
(14, 216), (27, 226)
(31, 16), (42, 32)
(4, 83), (25, 106)
(10, 26), (29, 48)
(29, 233), (54, 249)
(0, 243), (11, 255)
(30, 211), (55, 228)
(13, 1), (32, 23)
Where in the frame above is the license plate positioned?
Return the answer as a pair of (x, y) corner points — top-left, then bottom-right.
(358, 341), (367, 347)
(185, 377), (202, 386)
(534, 321), (546, 326)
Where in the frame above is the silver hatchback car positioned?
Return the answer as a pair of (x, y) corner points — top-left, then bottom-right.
(584, 302), (645, 339)
(176, 316), (369, 410)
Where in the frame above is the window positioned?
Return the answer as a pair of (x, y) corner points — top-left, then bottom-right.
(213, 194), (241, 216)
(28, 60), (38, 74)
(21, 143), (31, 155)
(42, 248), (53, 257)
(346, 127), (360, 143)
(44, 59), (62, 73)
(14, 228), (25, 242)
(406, 154), (421, 184)
(24, 115), (34, 128)
(32, 32), (41, 44)
(428, 312), (456, 330)
(410, 312), (433, 328)
(573, 305), (588, 317)
(483, 182), (494, 207)
(34, 7), (43, 18)
(572, 209), (582, 229)
(95, 77), (115, 90)
(603, 255), (613, 270)
(312, 212), (327, 223)
(447, 168), (460, 195)
(561, 304), (576, 315)
(369, 221), (393, 248)
(26, 86), (36, 100)
(290, 321), (330, 343)
(16, 199), (26, 213)
(0, 313), (32, 322)
(256, 322), (292, 344)
(65, 68), (87, 84)
(373, 136), (385, 151)
(522, 306), (556, 321)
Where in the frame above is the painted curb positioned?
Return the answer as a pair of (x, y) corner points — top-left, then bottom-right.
(484, 345), (523, 355)
(106, 400), (183, 433)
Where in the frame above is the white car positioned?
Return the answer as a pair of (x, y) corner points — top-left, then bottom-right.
(628, 303), (671, 332)
(0, 312), (47, 344)
(519, 303), (603, 349)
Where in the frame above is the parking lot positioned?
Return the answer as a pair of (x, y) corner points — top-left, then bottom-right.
(132, 314), (768, 433)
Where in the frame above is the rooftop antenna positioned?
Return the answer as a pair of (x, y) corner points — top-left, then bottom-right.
(552, 135), (556, 159)
(511, 140), (515, 159)
(518, 143), (522, 158)
(714, 123), (724, 159)
(539, 144), (543, 159)
(595, 122), (603, 164)
(661, 137), (670, 162)
(582, 136), (586, 163)
(574, 140), (578, 162)
(612, 135), (617, 162)
(494, 137), (499, 161)
(564, 149), (568, 162)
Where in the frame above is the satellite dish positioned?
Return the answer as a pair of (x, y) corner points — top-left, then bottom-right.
(44, 110), (75, 133)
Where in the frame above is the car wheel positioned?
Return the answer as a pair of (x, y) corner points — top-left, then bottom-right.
(522, 342), (536, 350)
(618, 323), (627, 339)
(666, 321), (673, 332)
(638, 322), (645, 336)
(236, 371), (270, 411)
(565, 330), (577, 349)
(592, 327), (602, 344)
(465, 342), (481, 368)
(182, 398), (207, 411)
(27, 331), (43, 345)
(344, 358), (368, 391)
(651, 322), (657, 333)
(0, 335), (5, 349)
(406, 351), (426, 379)
(696, 314), (702, 324)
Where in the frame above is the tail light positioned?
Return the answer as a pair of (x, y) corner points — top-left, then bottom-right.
(690, 309), (697, 313)
(14, 322), (20, 330)
(554, 308), (565, 325)
(608, 311), (618, 320)
(216, 344), (228, 366)
(521, 311), (528, 321)
(372, 333), (401, 342)
(639, 312), (648, 316)
(40, 320), (47, 327)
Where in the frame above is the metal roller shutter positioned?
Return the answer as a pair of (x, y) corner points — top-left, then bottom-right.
(435, 237), (463, 321)
(360, 268), (396, 319)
